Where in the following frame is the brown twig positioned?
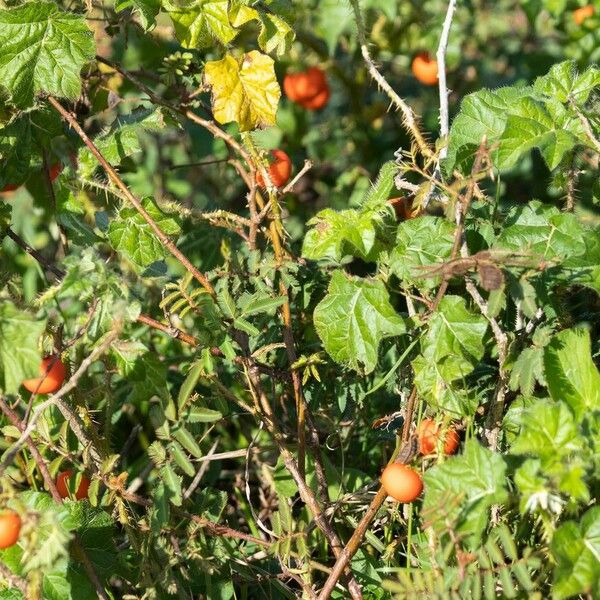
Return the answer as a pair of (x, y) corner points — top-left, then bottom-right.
(136, 313), (198, 347)
(47, 95), (215, 297)
(5, 228), (65, 278)
(316, 436), (406, 600)
(41, 150), (69, 255)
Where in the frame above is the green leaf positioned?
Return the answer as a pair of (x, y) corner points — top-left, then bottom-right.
(170, 441), (196, 477)
(108, 197), (181, 269)
(361, 161), (397, 211)
(238, 293), (286, 316)
(509, 399), (583, 464)
(0, 2), (95, 107)
(13, 492), (73, 572)
(187, 406), (223, 423)
(509, 346), (545, 396)
(272, 457), (298, 497)
(64, 503), (118, 581)
(551, 507), (600, 599)
(115, 0), (160, 30)
(178, 362), (203, 409)
(313, 0), (353, 55)
(313, 270), (405, 374)
(495, 201), (586, 260)
(534, 60), (600, 105)
(497, 96), (581, 170)
(419, 296), (488, 382)
(389, 217), (456, 290)
(233, 316), (260, 336)
(257, 12), (295, 56)
(302, 208), (385, 262)
(0, 107), (62, 188)
(150, 482), (170, 530)
(173, 425), (203, 458)
(0, 303), (45, 394)
(423, 440), (508, 542)
(444, 86), (533, 173)
(78, 107), (169, 176)
(412, 356), (479, 418)
(164, 0), (237, 48)
(544, 328), (600, 420)
(204, 51), (280, 131)
(160, 464), (183, 506)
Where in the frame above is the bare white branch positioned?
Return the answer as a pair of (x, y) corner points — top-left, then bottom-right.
(437, 0), (458, 159)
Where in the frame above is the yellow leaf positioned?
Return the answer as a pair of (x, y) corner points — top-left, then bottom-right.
(229, 2), (259, 27)
(204, 51), (280, 132)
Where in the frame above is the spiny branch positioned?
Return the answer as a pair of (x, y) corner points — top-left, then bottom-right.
(348, 0), (432, 159)
(47, 95), (215, 297)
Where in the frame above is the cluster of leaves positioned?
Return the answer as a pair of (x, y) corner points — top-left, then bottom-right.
(0, 0), (599, 599)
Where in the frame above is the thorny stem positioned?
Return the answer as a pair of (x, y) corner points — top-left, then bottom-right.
(48, 95), (216, 297)
(436, 0), (458, 161)
(349, 0), (432, 159)
(5, 228), (65, 278)
(242, 136), (308, 483)
(431, 140), (488, 308)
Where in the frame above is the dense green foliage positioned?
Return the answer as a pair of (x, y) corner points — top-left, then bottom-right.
(0, 0), (599, 598)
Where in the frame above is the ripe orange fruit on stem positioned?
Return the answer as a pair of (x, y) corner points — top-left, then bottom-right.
(573, 5), (594, 24)
(56, 470), (90, 500)
(412, 52), (439, 86)
(0, 510), (21, 549)
(256, 149), (292, 188)
(283, 67), (330, 110)
(417, 419), (460, 455)
(22, 355), (66, 394)
(380, 463), (423, 503)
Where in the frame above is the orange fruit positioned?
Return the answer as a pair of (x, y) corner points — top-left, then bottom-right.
(256, 149), (292, 188)
(573, 5), (594, 24)
(412, 52), (439, 86)
(284, 67), (330, 110)
(417, 419), (460, 456)
(56, 470), (90, 500)
(22, 355), (66, 394)
(380, 463), (423, 503)
(0, 510), (21, 549)
(300, 87), (331, 110)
